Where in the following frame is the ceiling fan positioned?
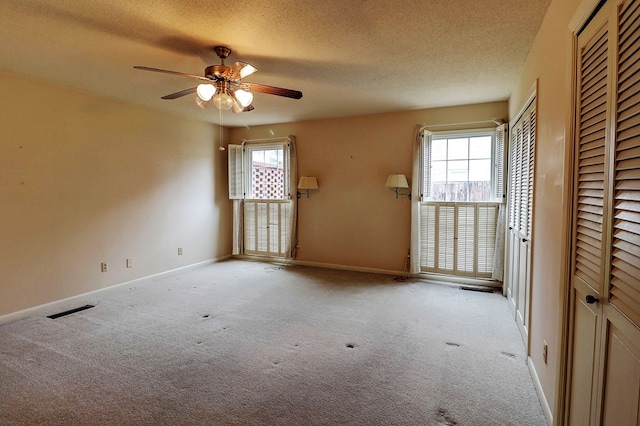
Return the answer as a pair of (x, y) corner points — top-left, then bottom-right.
(134, 46), (303, 113)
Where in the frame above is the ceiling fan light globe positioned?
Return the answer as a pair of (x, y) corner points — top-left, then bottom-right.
(213, 92), (233, 110)
(195, 97), (210, 109)
(196, 84), (216, 101)
(235, 89), (253, 107)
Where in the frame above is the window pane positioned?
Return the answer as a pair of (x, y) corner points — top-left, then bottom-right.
(469, 136), (492, 159)
(252, 150), (264, 164)
(447, 160), (468, 181)
(431, 161), (447, 181)
(264, 149), (281, 166)
(249, 147), (285, 199)
(448, 138), (468, 160)
(469, 159), (491, 181)
(425, 133), (494, 202)
(432, 139), (447, 160)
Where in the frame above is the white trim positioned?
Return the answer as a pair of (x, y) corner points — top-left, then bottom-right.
(0, 256), (231, 326)
(420, 272), (502, 288)
(528, 356), (553, 425)
(291, 260), (402, 276)
(427, 127), (496, 136)
(231, 255), (504, 293)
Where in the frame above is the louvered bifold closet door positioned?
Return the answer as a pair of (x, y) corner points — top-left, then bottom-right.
(520, 118), (530, 236)
(527, 110), (536, 240)
(610, 0), (640, 326)
(511, 126), (523, 230)
(574, 19), (610, 294)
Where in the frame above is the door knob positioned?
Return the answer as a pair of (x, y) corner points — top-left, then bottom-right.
(585, 295), (598, 304)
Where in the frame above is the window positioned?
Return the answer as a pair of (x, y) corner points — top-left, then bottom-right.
(417, 127), (506, 279)
(228, 139), (294, 258)
(247, 145), (286, 200)
(425, 131), (496, 202)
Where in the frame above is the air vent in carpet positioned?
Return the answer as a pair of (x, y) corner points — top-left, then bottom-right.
(47, 304), (95, 319)
(459, 286), (493, 293)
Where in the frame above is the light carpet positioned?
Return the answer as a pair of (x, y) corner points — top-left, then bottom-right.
(0, 259), (546, 425)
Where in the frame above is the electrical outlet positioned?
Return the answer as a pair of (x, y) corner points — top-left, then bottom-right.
(101, 262), (108, 273)
(543, 341), (548, 364)
(126, 258), (133, 268)
(178, 247), (183, 256)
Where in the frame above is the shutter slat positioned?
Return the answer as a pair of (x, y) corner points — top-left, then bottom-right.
(578, 217), (604, 233)
(616, 145), (640, 161)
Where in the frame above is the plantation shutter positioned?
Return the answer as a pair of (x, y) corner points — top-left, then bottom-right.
(420, 202), (497, 278)
(610, 0), (640, 325)
(422, 131), (433, 200)
(478, 204), (498, 275)
(494, 124), (507, 201)
(228, 144), (244, 199)
(420, 203), (437, 269)
(574, 18), (609, 292)
(438, 204), (456, 273)
(244, 201), (256, 251)
(456, 204), (476, 274)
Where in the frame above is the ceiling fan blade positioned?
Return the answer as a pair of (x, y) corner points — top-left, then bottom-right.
(133, 66), (210, 82)
(245, 83), (303, 99)
(224, 61), (258, 80)
(161, 87), (197, 100)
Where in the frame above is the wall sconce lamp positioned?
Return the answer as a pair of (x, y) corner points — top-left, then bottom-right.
(297, 176), (319, 199)
(386, 174), (411, 199)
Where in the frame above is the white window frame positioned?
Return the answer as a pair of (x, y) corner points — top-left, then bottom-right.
(244, 142), (291, 201)
(228, 138), (293, 258)
(417, 126), (505, 279)
(423, 128), (501, 203)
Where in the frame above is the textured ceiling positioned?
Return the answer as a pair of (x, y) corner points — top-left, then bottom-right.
(0, 0), (551, 127)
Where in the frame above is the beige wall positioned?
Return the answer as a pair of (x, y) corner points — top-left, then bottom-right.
(229, 101), (507, 272)
(0, 71), (232, 317)
(510, 0), (584, 419)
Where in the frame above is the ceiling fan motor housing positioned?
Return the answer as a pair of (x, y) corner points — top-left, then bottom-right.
(205, 65), (229, 80)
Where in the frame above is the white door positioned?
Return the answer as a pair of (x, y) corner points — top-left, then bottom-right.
(506, 96), (536, 347)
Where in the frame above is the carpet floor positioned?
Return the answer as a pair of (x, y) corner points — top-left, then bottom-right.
(0, 259), (546, 425)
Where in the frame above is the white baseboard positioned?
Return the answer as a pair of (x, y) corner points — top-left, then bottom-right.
(0, 255), (231, 326)
(528, 356), (553, 425)
(231, 255), (405, 277)
(233, 256), (502, 290)
(291, 259), (403, 277)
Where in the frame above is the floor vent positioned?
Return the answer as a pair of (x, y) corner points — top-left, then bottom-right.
(459, 286), (493, 293)
(47, 304), (95, 319)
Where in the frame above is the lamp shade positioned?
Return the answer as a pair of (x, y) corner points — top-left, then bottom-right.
(298, 176), (319, 190)
(386, 174), (409, 188)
